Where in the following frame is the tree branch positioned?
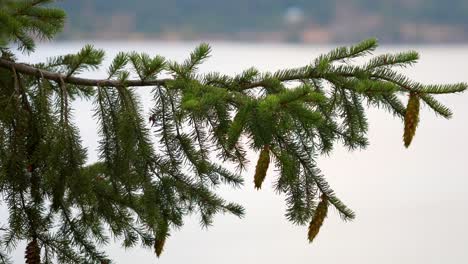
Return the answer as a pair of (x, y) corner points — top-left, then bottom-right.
(0, 58), (169, 87)
(0, 57), (311, 90)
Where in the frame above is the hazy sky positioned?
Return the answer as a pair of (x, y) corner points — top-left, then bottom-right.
(4, 42), (468, 263)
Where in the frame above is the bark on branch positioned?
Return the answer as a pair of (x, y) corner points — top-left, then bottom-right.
(0, 58), (170, 87)
(0, 57), (298, 90)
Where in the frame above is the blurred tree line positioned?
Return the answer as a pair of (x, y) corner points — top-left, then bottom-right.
(58, 0), (468, 40)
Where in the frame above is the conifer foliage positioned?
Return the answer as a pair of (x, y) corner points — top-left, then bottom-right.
(0, 1), (466, 263)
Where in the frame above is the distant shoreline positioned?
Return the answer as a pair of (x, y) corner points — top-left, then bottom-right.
(48, 37), (468, 46)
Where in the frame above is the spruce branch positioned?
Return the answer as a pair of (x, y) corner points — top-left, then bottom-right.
(0, 11), (466, 262)
(0, 57), (170, 87)
(0, 54), (466, 97)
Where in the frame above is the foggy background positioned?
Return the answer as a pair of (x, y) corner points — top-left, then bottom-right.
(57, 0), (468, 43)
(4, 1), (468, 263)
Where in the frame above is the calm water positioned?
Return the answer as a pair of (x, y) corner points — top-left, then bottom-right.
(5, 42), (468, 264)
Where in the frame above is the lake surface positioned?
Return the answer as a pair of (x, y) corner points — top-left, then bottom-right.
(5, 41), (468, 264)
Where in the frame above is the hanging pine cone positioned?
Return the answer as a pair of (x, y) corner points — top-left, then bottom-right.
(254, 144), (270, 189)
(154, 237), (166, 258)
(307, 194), (329, 243)
(25, 238), (41, 264)
(403, 92), (420, 148)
